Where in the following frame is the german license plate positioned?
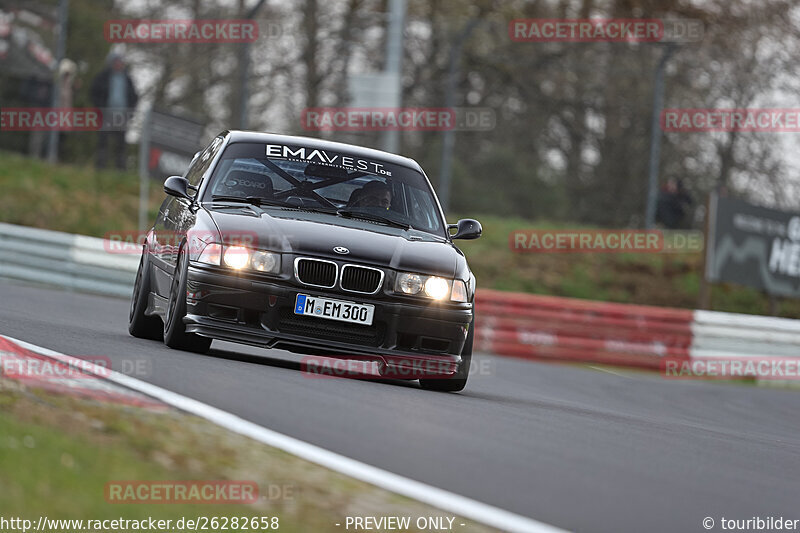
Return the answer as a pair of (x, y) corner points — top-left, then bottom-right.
(294, 294), (374, 326)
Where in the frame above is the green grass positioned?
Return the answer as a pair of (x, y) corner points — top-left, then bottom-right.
(0, 150), (162, 236)
(0, 387), (292, 527)
(2, 150), (797, 317)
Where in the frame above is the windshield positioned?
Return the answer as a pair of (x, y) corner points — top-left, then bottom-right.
(203, 142), (445, 236)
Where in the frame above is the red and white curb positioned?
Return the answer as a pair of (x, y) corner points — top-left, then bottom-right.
(0, 336), (163, 408)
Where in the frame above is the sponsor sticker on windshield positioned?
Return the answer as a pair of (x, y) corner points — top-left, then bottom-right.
(265, 144), (392, 177)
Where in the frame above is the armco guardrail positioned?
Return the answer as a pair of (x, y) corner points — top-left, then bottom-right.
(691, 310), (800, 360)
(0, 222), (138, 298)
(475, 289), (800, 374)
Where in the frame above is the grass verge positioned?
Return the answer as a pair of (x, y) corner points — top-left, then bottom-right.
(0, 377), (491, 531)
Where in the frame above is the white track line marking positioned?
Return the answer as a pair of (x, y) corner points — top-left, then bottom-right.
(1, 334), (566, 533)
(587, 366), (634, 379)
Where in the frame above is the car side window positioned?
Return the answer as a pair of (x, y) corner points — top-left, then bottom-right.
(185, 136), (224, 189)
(405, 187), (438, 232)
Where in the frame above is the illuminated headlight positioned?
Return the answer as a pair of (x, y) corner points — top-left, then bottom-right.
(223, 246), (250, 269)
(450, 280), (468, 303)
(424, 277), (449, 300)
(197, 243), (280, 274)
(395, 273), (424, 295)
(252, 250), (280, 274)
(395, 273), (453, 300)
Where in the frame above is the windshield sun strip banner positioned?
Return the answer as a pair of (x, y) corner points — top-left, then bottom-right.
(265, 144), (393, 177)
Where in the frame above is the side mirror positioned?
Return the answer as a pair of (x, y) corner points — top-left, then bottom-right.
(164, 176), (192, 201)
(449, 218), (482, 240)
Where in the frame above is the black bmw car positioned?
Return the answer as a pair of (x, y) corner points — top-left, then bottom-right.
(129, 131), (481, 391)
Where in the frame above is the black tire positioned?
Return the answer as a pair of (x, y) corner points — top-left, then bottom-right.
(419, 318), (473, 392)
(129, 248), (163, 340)
(163, 245), (212, 353)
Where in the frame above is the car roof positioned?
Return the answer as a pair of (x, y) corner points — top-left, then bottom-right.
(222, 130), (424, 173)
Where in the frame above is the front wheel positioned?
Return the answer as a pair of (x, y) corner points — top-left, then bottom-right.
(163, 246), (212, 353)
(419, 318), (473, 392)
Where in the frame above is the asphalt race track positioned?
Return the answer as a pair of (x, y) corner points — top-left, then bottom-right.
(2, 279), (799, 532)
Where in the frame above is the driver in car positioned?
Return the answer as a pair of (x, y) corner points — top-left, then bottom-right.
(350, 181), (392, 209)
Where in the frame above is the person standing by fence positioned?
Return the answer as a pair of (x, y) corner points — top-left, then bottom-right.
(90, 52), (138, 170)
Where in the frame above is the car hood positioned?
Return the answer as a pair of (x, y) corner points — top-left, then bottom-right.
(205, 206), (460, 278)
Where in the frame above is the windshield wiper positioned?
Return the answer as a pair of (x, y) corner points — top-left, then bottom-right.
(210, 195), (292, 207)
(337, 209), (410, 230)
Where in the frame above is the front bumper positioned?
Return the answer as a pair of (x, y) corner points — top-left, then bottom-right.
(184, 264), (473, 378)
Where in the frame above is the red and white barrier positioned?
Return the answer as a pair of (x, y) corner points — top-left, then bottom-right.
(475, 290), (800, 375)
